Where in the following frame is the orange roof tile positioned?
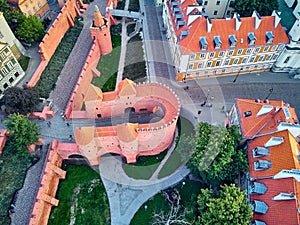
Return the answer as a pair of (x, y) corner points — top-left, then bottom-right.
(167, 0), (289, 53)
(248, 129), (300, 178)
(250, 178), (300, 225)
(234, 98), (298, 138)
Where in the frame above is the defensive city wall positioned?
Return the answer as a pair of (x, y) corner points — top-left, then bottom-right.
(27, 0), (86, 87)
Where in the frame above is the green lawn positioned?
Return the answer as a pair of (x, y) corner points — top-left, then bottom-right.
(0, 151), (36, 225)
(48, 164), (110, 225)
(122, 150), (167, 180)
(130, 179), (204, 225)
(123, 34), (146, 82)
(92, 35), (121, 92)
(158, 117), (195, 179)
(18, 56), (30, 71)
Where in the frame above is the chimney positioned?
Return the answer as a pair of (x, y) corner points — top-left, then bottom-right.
(252, 10), (261, 30)
(207, 17), (212, 33)
(271, 10), (281, 28)
(233, 12), (242, 31)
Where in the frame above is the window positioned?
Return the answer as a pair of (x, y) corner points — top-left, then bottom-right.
(214, 36), (222, 49)
(190, 54), (195, 60)
(253, 147), (270, 158)
(249, 56), (255, 63)
(228, 50), (234, 56)
(246, 48), (252, 54)
(214, 10), (218, 15)
(226, 10), (231, 16)
(254, 47), (260, 53)
(28, 10), (32, 15)
(204, 1), (208, 5)
(200, 53), (206, 58)
(7, 62), (14, 70)
(1, 67), (8, 75)
(197, 62), (203, 69)
(188, 64), (193, 70)
(219, 51), (225, 57)
(266, 31), (274, 44)
(9, 77), (14, 83)
(271, 45), (277, 51)
(1, 52), (6, 60)
(266, 54), (272, 61)
(229, 35), (237, 47)
(209, 52), (215, 58)
(237, 49), (243, 55)
(242, 57), (248, 63)
(200, 37), (208, 50)
(224, 58), (230, 66)
(216, 60), (221, 67)
(38, 1), (41, 7)
(233, 58), (239, 64)
(272, 54), (279, 60)
(278, 45), (285, 50)
(258, 55), (264, 62)
(33, 6), (36, 11)
(254, 160), (272, 171)
(248, 32), (256, 45)
(11, 58), (16, 65)
(25, 3), (29, 8)
(3, 83), (8, 89)
(263, 46), (269, 52)
(14, 72), (19, 77)
(207, 61), (212, 67)
(284, 56), (291, 64)
(229, 0), (234, 7)
(216, 1), (220, 5)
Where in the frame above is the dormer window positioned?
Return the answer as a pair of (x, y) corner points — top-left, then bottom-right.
(200, 37), (208, 50)
(251, 220), (267, 225)
(174, 6), (182, 13)
(171, 1), (179, 7)
(177, 19), (186, 29)
(266, 31), (274, 44)
(254, 160), (272, 171)
(253, 147), (270, 158)
(229, 35), (237, 47)
(180, 30), (190, 40)
(248, 32), (256, 45)
(250, 182), (267, 194)
(251, 200), (269, 214)
(214, 36), (222, 49)
(175, 13), (184, 22)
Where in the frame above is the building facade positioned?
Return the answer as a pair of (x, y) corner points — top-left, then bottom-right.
(162, 0), (290, 81)
(7, 0), (50, 18)
(202, 0), (234, 19)
(0, 42), (25, 96)
(0, 12), (25, 59)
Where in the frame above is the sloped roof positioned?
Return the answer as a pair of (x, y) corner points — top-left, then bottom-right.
(248, 129), (300, 178)
(167, 0), (289, 53)
(117, 79), (136, 96)
(84, 84), (103, 101)
(116, 123), (138, 143)
(250, 178), (300, 225)
(234, 98), (298, 138)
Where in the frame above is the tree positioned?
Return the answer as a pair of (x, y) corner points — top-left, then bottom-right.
(232, 0), (278, 17)
(1, 86), (40, 114)
(196, 184), (253, 225)
(16, 15), (45, 44)
(188, 123), (248, 187)
(4, 113), (39, 156)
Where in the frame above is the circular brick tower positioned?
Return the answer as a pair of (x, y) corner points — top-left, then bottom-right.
(89, 5), (112, 55)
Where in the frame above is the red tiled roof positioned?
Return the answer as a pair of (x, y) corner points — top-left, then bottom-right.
(167, 0), (289, 53)
(250, 178), (300, 225)
(234, 98), (298, 138)
(248, 130), (300, 178)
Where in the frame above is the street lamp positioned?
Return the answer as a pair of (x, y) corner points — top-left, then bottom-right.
(201, 89), (210, 107)
(264, 87), (274, 101)
(233, 67), (243, 83)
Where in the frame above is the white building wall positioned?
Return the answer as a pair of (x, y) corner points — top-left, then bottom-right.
(203, 0), (232, 18)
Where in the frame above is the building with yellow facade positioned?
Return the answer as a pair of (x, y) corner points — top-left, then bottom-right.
(0, 42), (25, 96)
(162, 0), (290, 81)
(7, 0), (49, 18)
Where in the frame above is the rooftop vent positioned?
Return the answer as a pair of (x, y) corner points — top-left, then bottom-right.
(243, 111), (252, 117)
(255, 99), (260, 103)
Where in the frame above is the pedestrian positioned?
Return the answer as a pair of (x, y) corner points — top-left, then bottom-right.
(66, 122), (70, 127)
(47, 121), (52, 128)
(69, 135), (73, 141)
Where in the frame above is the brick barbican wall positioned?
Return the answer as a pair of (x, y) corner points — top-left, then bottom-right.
(64, 41), (101, 117)
(27, 0), (82, 87)
(28, 140), (66, 225)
